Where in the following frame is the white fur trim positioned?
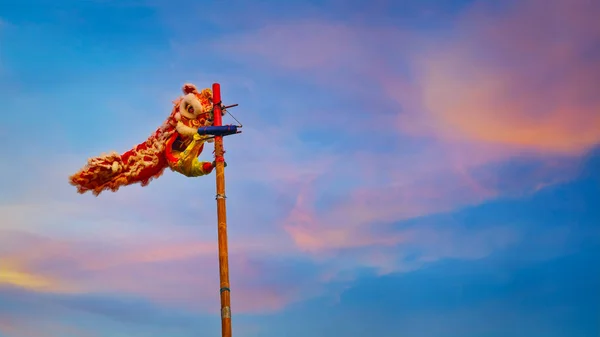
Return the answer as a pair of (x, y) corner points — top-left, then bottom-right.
(179, 93), (204, 119)
(174, 112), (181, 121)
(176, 121), (198, 137)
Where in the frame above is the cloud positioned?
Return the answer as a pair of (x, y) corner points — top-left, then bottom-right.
(0, 286), (103, 337)
(258, 233), (600, 337)
(281, 152), (579, 255)
(7, 145), (567, 314)
(214, 0), (600, 157)
(209, 0), (600, 263)
(0, 146), (309, 314)
(286, 149), (599, 282)
(1, 3), (598, 334)
(0, 285), (220, 337)
(0, 67), (342, 314)
(398, 0), (600, 155)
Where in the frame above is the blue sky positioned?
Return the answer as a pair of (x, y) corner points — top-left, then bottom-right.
(0, 0), (599, 336)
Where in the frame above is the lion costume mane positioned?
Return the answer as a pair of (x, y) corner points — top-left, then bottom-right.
(70, 83), (220, 196)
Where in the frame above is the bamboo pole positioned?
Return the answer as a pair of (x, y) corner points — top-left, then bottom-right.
(212, 83), (232, 337)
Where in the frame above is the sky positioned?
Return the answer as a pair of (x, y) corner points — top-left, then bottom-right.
(0, 0), (599, 336)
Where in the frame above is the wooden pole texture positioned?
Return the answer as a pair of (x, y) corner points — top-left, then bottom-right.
(212, 83), (232, 337)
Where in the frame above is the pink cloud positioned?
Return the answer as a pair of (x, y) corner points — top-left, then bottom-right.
(0, 229), (303, 313)
(280, 141), (583, 265)
(398, 0), (600, 155)
(209, 0), (598, 264)
(3, 0), (597, 317)
(281, 162), (517, 256)
(0, 133), (575, 316)
(215, 0), (600, 157)
(0, 89), (337, 313)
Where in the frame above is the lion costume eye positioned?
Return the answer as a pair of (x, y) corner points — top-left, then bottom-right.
(186, 104), (195, 114)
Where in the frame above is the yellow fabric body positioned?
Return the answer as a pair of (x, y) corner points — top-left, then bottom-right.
(168, 134), (213, 177)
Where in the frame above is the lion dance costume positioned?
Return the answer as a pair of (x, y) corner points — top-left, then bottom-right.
(70, 83), (221, 196)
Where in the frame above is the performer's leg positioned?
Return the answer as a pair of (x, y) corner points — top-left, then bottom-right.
(175, 134), (214, 177)
(177, 157), (213, 177)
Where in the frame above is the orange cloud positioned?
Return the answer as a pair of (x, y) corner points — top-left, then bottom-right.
(215, 0), (600, 157)
(0, 269), (56, 290)
(3, 1), (596, 316)
(0, 137), (329, 314)
(396, 0), (600, 155)
(0, 232), (82, 293)
(216, 1), (599, 263)
(0, 229), (307, 314)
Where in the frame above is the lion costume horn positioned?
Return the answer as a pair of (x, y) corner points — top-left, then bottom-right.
(69, 83), (215, 196)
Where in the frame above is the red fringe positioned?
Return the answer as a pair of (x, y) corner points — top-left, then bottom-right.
(69, 123), (176, 196)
